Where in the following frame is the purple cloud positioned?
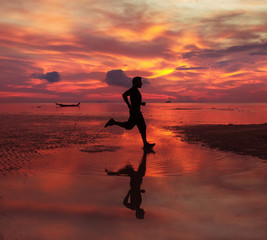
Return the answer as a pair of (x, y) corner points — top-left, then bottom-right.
(31, 71), (61, 83)
(104, 69), (131, 87)
(104, 69), (150, 88)
(176, 66), (208, 70)
(183, 42), (267, 60)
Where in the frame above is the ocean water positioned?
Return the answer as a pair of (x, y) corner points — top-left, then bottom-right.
(1, 103), (267, 239)
(1, 102), (267, 123)
(1, 102), (267, 177)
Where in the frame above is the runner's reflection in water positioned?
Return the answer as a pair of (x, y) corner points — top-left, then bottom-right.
(105, 148), (154, 219)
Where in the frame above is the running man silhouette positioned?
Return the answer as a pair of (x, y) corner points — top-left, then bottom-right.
(105, 76), (155, 149)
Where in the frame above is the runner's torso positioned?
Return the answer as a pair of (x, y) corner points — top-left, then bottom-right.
(129, 87), (141, 111)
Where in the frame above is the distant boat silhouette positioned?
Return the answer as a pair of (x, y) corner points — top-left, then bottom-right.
(165, 100), (172, 103)
(56, 102), (80, 107)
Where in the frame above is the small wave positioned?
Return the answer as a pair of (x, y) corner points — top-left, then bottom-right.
(80, 145), (121, 153)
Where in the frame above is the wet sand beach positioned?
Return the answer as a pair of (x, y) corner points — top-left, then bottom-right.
(1, 169), (267, 240)
(169, 124), (267, 161)
(1, 103), (267, 240)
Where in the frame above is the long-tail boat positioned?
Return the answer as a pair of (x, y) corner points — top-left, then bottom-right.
(56, 102), (80, 107)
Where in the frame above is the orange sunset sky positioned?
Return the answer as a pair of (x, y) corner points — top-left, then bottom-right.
(1, 0), (267, 102)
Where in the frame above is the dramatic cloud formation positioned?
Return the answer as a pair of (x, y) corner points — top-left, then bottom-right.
(31, 72), (61, 83)
(104, 69), (132, 87)
(1, 0), (267, 102)
(104, 69), (150, 88)
(182, 43), (267, 61)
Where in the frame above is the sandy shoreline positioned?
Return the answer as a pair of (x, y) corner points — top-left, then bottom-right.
(169, 123), (267, 161)
(1, 108), (267, 238)
(0, 114), (108, 176)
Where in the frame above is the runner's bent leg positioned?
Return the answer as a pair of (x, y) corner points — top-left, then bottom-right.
(113, 111), (136, 130)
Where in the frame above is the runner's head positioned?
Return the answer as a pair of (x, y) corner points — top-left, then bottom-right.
(132, 76), (142, 88)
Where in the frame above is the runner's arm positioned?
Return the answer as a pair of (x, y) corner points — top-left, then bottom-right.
(122, 90), (131, 109)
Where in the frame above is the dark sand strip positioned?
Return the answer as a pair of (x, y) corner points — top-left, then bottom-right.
(0, 114), (108, 175)
(169, 124), (267, 160)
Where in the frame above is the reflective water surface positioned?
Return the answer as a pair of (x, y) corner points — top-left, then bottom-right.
(1, 103), (267, 239)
